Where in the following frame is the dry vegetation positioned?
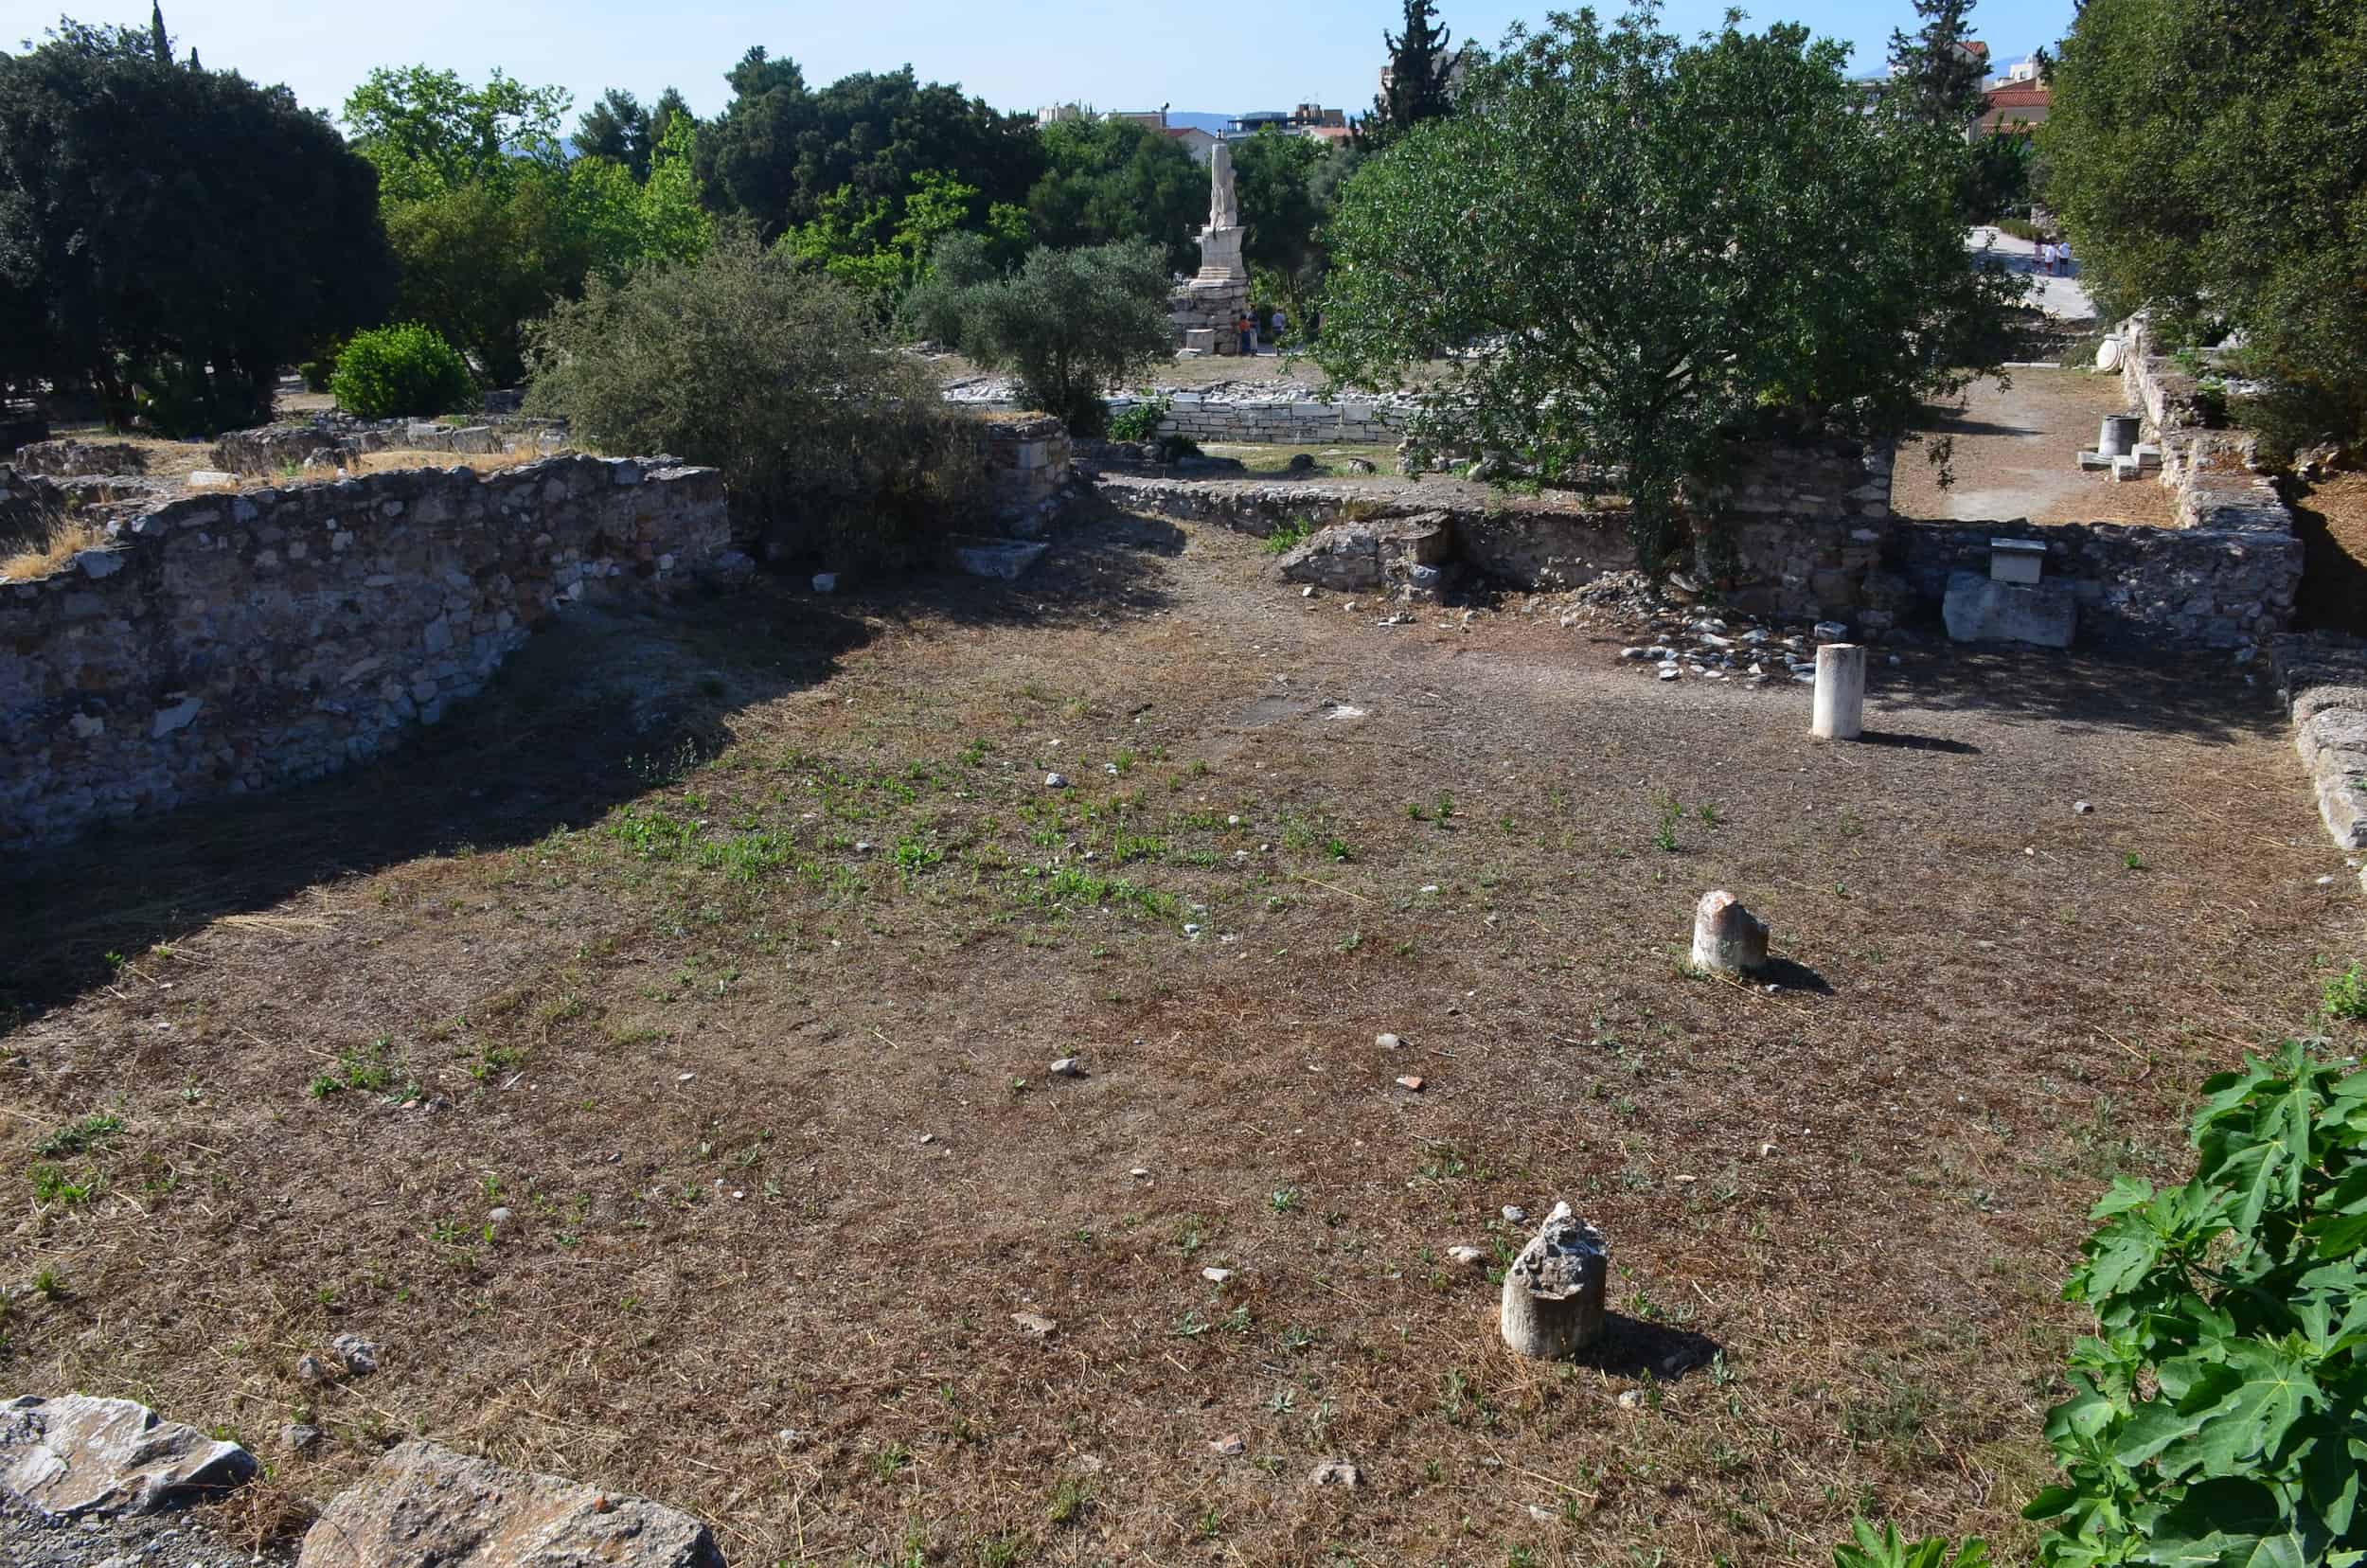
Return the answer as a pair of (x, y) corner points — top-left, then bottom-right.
(1, 500), (2357, 1566)
(0, 516), (115, 583)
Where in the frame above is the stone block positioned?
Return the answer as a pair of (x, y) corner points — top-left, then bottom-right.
(0, 1396), (256, 1518)
(294, 1439), (721, 1568)
(1943, 571), (2076, 648)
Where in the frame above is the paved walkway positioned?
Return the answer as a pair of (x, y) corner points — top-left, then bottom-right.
(1970, 224), (2097, 322)
(1890, 367), (2175, 526)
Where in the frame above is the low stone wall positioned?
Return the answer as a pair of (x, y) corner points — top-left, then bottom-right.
(980, 412), (1072, 534)
(210, 414), (569, 475)
(2, 454), (731, 848)
(12, 438), (149, 478)
(946, 382), (1417, 446)
(2271, 633), (2367, 866)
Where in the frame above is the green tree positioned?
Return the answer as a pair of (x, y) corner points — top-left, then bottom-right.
(340, 64), (569, 204)
(783, 169), (1027, 306)
(1313, 8), (2020, 574)
(576, 87), (653, 178)
(940, 241), (1176, 433)
(0, 18), (393, 428)
(695, 55), (1041, 244)
(636, 114), (714, 266)
(2041, 0), (2367, 446)
(1233, 129), (1325, 305)
(1885, 0), (1987, 128)
(525, 236), (982, 566)
(1364, 0), (1460, 151)
(1025, 116), (1202, 272)
(382, 168), (606, 384)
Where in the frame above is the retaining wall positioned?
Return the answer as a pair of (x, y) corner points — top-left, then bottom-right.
(2, 454), (732, 848)
(947, 383), (1416, 446)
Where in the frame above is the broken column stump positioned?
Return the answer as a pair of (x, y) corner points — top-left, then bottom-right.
(1499, 1202), (1608, 1359)
(1691, 889), (1769, 975)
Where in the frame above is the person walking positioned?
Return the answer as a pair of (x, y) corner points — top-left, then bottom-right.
(1237, 312), (1255, 356)
(1271, 304), (1289, 345)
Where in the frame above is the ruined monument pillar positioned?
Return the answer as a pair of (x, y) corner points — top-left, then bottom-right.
(1811, 644), (1866, 740)
(1168, 140), (1252, 356)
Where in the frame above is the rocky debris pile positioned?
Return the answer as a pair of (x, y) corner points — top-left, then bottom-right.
(1274, 513), (1452, 602)
(1611, 614), (1850, 686)
(0, 1492), (279, 1568)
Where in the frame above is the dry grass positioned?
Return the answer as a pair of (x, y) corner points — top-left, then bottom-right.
(1, 502), (2356, 1566)
(342, 448), (550, 480)
(0, 517), (116, 582)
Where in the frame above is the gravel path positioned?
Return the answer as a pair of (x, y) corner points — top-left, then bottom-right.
(0, 1498), (289, 1568)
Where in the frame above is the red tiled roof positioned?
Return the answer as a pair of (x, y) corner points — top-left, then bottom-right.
(1985, 84), (2050, 107)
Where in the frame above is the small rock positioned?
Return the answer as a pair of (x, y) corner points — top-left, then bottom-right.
(1049, 1058), (1085, 1078)
(487, 1206), (513, 1229)
(281, 1424), (323, 1454)
(1044, 772), (1070, 789)
(1300, 585), (1316, 598)
(1657, 667), (1680, 682)
(1129, 1167), (1151, 1179)
(1758, 1142), (1778, 1158)
(1396, 1075), (1425, 1092)
(1502, 1205), (1527, 1223)
(1308, 1459), (1361, 1488)
(1182, 922), (1202, 936)
(1812, 620), (1848, 641)
(811, 572), (837, 594)
(331, 1335), (382, 1377)
(1201, 1267), (1234, 1285)
(295, 1354), (331, 1384)
(1617, 1390), (1644, 1410)
(1446, 1245), (1487, 1268)
(1211, 1434), (1246, 1456)
(2073, 801), (2093, 815)
(1010, 1311), (1059, 1337)
(1375, 1033), (1402, 1050)
(917, 1133), (934, 1145)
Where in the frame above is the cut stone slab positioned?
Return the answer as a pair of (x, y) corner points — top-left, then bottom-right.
(293, 1438), (722, 1568)
(1942, 571), (2075, 649)
(952, 539), (1049, 581)
(0, 1396), (257, 1519)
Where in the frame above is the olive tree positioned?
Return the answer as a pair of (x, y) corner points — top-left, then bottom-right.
(946, 241), (1174, 434)
(1314, 9), (2021, 573)
(525, 236), (981, 565)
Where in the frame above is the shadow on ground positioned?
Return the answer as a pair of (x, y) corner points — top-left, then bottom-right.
(1585, 1314), (1723, 1381)
(0, 508), (1182, 1030)
(1878, 634), (2285, 745)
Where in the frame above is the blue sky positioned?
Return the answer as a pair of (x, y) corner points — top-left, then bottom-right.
(5, 0), (2075, 125)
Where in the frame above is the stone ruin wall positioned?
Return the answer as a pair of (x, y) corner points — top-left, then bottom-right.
(1, 454), (731, 849)
(979, 412), (1073, 533)
(948, 385), (1415, 447)
(1098, 434), (2300, 652)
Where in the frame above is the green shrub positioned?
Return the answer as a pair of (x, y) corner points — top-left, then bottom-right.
(132, 355), (269, 437)
(1106, 392), (1172, 444)
(526, 237), (985, 568)
(297, 344), (344, 394)
(329, 324), (476, 419)
(2023, 1040), (2367, 1565)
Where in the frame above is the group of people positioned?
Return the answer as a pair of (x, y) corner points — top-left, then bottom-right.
(2036, 236), (2075, 275)
(1230, 306), (1302, 356)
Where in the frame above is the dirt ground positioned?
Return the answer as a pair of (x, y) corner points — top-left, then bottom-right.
(1889, 370), (2179, 527)
(4, 500), (2358, 1567)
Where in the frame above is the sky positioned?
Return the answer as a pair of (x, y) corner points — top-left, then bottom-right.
(3, 0), (2077, 127)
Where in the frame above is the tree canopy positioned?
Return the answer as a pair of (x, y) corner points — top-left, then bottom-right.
(2041, 0), (2367, 444)
(0, 17), (393, 427)
(1885, 0), (1987, 128)
(1025, 116), (1202, 274)
(694, 56), (1041, 245)
(340, 63), (568, 204)
(937, 241), (1177, 433)
(1313, 7), (2020, 573)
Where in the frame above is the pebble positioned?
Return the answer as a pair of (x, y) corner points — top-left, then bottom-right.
(1182, 922), (1202, 936)
(2318, 875), (2337, 886)
(1446, 1245), (1486, 1267)
(2074, 800), (2093, 815)
(1010, 1311), (1059, 1337)
(1129, 1167), (1151, 1179)
(1300, 586), (1315, 598)
(1657, 668), (1680, 682)
(1211, 1434), (1246, 1456)
(1226, 814), (1241, 827)
(1502, 1205), (1527, 1223)
(294, 1353), (329, 1383)
(1201, 1267), (1234, 1284)
(918, 1133), (935, 1145)
(1050, 1058), (1085, 1078)
(1308, 1459), (1361, 1488)
(281, 1423), (322, 1453)
(1396, 1075), (1425, 1092)
(1617, 1390), (1645, 1410)
(487, 1206), (512, 1228)
(1759, 1142), (1779, 1158)
(1044, 772), (1069, 789)
(1375, 1033), (1401, 1050)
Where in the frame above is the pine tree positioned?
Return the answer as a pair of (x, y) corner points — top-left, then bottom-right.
(149, 2), (169, 66)
(1885, 0), (1988, 126)
(1362, 0), (1458, 151)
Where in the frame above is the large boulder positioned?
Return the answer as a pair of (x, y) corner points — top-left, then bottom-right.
(1942, 571), (2076, 649)
(1275, 513), (1451, 594)
(295, 1438), (723, 1568)
(0, 1395), (256, 1518)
